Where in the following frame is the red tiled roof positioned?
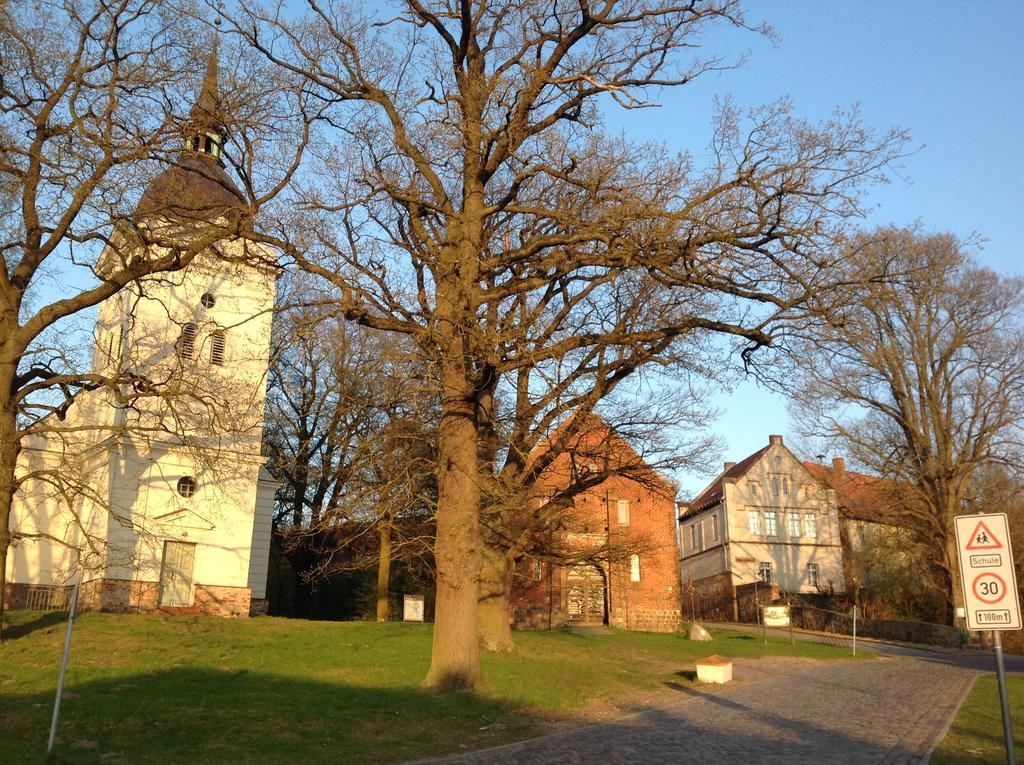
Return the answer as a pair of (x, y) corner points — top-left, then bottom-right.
(803, 462), (908, 525)
(685, 445), (770, 515)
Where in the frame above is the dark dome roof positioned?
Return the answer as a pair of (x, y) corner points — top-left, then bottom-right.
(135, 152), (249, 223)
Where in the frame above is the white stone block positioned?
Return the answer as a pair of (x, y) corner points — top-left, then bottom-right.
(695, 655), (733, 684)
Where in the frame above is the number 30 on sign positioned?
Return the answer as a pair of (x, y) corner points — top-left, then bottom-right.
(954, 513), (1021, 631)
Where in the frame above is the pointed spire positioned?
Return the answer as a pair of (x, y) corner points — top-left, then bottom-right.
(189, 37), (224, 136)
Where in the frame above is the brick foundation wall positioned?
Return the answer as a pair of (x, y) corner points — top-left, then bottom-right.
(8, 578), (253, 618)
(78, 578), (161, 613)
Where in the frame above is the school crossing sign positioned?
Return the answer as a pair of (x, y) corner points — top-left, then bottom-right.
(954, 513), (1021, 631)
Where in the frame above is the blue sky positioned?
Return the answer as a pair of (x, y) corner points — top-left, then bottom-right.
(601, 1), (1024, 497)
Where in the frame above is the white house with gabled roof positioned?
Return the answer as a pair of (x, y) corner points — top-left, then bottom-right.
(678, 435), (846, 609)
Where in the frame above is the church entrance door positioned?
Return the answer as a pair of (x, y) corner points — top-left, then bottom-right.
(566, 565), (606, 626)
(159, 541), (196, 607)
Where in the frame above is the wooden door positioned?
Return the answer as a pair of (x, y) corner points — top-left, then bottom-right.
(566, 566), (605, 626)
(159, 541), (196, 606)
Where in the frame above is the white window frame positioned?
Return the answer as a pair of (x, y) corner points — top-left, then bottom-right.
(748, 511), (760, 535)
(789, 512), (800, 537)
(758, 561), (773, 585)
(807, 563), (820, 588)
(630, 554), (641, 582)
(765, 510), (778, 537)
(617, 498), (630, 525)
(804, 513), (818, 538)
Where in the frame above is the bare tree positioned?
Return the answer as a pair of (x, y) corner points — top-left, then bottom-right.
(788, 228), (1024, 623)
(264, 284), (436, 618)
(0, 1), (309, 635)
(225, 0), (906, 689)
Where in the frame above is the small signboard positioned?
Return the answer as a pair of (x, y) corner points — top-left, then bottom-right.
(403, 594), (425, 622)
(954, 513), (1021, 631)
(763, 605), (791, 627)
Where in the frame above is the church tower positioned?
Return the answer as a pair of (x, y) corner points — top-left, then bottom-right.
(6, 43), (279, 616)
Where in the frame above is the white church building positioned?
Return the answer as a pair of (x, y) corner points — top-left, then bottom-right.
(4, 46), (278, 617)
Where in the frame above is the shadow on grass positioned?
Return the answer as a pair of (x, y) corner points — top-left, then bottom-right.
(2, 609), (69, 640)
(4, 668), (540, 765)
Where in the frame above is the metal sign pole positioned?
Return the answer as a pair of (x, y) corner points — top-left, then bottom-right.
(47, 574), (81, 760)
(852, 605), (857, 657)
(993, 630), (1016, 765)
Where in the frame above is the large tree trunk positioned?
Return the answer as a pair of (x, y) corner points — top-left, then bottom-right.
(478, 543), (515, 653)
(376, 520), (392, 622)
(423, 382), (483, 690)
(943, 523), (964, 626)
(0, 388), (18, 642)
(423, 79), (487, 690)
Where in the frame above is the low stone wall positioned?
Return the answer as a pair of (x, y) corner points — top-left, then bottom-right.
(513, 604), (565, 631)
(792, 605), (961, 648)
(682, 572), (737, 622)
(625, 607), (682, 633)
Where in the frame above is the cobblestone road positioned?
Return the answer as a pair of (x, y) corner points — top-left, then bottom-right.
(416, 656), (979, 765)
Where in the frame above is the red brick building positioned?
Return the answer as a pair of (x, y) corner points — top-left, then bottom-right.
(511, 419), (682, 632)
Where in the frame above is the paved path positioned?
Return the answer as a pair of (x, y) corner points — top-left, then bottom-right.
(415, 655), (979, 765)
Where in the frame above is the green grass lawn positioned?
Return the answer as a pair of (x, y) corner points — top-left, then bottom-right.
(932, 675), (1024, 764)
(0, 610), (866, 764)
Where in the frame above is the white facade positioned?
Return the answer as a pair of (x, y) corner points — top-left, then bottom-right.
(679, 435), (846, 596)
(7, 237), (280, 615)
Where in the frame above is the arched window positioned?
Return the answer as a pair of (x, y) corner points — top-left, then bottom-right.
(177, 476), (197, 498)
(178, 323), (198, 359)
(210, 329), (226, 366)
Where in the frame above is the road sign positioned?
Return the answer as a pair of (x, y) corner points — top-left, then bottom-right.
(954, 513), (1021, 631)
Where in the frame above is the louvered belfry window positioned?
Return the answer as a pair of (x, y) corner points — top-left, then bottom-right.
(178, 323), (198, 359)
(210, 329), (226, 366)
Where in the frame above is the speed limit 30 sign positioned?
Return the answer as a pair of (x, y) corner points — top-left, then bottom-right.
(954, 513), (1021, 631)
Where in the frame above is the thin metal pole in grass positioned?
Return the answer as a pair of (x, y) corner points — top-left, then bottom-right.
(47, 571), (82, 761)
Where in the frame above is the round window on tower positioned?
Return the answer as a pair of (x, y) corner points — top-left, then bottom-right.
(200, 292), (216, 309)
(177, 476), (197, 499)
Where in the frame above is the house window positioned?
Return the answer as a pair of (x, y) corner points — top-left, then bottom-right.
(178, 322), (198, 359)
(176, 476), (197, 498)
(782, 477), (790, 496)
(617, 499), (630, 525)
(764, 511), (778, 537)
(710, 514), (719, 542)
(758, 561), (773, 584)
(630, 554), (641, 582)
(772, 477), (780, 497)
(807, 563), (820, 588)
(748, 511), (760, 535)
(210, 329), (226, 366)
(789, 513), (800, 537)
(533, 559), (543, 581)
(804, 513), (818, 538)
(689, 523), (702, 551)
(749, 482), (759, 497)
